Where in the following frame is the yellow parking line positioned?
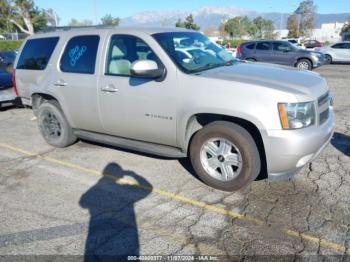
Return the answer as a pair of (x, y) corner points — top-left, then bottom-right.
(0, 142), (349, 254)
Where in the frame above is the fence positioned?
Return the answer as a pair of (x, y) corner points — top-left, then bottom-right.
(0, 33), (28, 41)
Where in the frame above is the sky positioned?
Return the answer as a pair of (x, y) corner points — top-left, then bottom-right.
(35, 0), (350, 26)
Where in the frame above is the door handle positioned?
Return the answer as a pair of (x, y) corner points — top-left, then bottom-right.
(101, 84), (118, 93)
(54, 80), (68, 87)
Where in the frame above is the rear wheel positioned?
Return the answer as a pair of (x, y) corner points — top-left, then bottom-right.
(325, 54), (332, 64)
(296, 59), (312, 70)
(37, 100), (77, 148)
(190, 121), (261, 192)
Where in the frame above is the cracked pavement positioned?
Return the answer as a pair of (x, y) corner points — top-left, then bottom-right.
(0, 64), (349, 260)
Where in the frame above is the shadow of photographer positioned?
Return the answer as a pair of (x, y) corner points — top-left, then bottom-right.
(79, 163), (153, 260)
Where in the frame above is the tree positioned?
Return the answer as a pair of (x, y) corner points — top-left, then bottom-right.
(45, 8), (59, 27)
(287, 0), (316, 38)
(224, 16), (251, 38)
(340, 19), (350, 35)
(9, 0), (47, 35)
(101, 14), (120, 26)
(0, 0), (15, 33)
(250, 16), (276, 39)
(175, 18), (185, 28)
(287, 14), (299, 38)
(175, 14), (200, 31)
(0, 0), (48, 35)
(218, 22), (226, 38)
(295, 0), (316, 36)
(68, 18), (93, 27)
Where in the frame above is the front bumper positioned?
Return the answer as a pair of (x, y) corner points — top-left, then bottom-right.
(311, 55), (326, 68)
(264, 110), (335, 181)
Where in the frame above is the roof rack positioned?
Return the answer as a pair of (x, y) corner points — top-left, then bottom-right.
(39, 25), (115, 33)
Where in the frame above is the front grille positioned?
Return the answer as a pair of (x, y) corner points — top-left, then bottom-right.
(318, 92), (330, 125)
(318, 92), (329, 106)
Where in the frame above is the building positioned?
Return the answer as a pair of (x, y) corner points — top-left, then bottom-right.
(311, 22), (344, 42)
(275, 22), (344, 43)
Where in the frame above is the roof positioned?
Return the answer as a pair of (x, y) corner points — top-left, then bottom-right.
(31, 26), (194, 39)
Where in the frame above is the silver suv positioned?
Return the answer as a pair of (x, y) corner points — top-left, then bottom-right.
(14, 27), (335, 191)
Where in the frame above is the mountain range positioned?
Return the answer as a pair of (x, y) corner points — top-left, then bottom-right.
(121, 6), (350, 31)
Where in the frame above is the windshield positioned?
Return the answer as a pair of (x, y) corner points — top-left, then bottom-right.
(153, 32), (235, 73)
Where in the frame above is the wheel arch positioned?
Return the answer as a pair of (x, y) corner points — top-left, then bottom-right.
(184, 113), (268, 180)
(31, 93), (74, 127)
(32, 93), (60, 115)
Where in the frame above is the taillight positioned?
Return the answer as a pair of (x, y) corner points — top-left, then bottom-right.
(12, 69), (19, 96)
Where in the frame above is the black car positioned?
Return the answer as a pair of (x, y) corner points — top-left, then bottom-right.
(236, 40), (325, 70)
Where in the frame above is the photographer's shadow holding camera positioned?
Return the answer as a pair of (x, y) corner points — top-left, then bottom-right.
(79, 163), (153, 260)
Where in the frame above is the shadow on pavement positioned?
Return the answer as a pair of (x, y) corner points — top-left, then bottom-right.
(331, 132), (350, 156)
(79, 162), (153, 261)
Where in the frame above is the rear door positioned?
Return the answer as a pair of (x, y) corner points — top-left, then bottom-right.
(330, 43), (348, 61)
(53, 33), (104, 133)
(272, 41), (295, 66)
(254, 42), (272, 63)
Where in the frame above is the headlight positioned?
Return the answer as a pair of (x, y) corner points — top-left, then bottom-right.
(311, 53), (320, 60)
(278, 102), (316, 129)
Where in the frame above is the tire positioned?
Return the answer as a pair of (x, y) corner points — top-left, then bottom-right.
(325, 54), (332, 64)
(190, 121), (261, 192)
(37, 100), (77, 148)
(296, 59), (312, 70)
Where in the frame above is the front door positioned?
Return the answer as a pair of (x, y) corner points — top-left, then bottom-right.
(272, 41), (295, 66)
(98, 34), (177, 146)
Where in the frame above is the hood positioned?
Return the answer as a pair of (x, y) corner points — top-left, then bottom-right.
(297, 48), (323, 56)
(196, 61), (328, 99)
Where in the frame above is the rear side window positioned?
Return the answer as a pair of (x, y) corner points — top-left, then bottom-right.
(332, 43), (347, 49)
(245, 43), (255, 50)
(60, 35), (99, 74)
(256, 42), (271, 50)
(16, 37), (59, 70)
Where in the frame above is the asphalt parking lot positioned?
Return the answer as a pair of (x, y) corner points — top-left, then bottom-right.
(0, 64), (349, 260)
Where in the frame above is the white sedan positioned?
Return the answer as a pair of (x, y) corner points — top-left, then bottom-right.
(316, 42), (350, 63)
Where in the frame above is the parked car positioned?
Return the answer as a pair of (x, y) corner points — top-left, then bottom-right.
(303, 40), (323, 49)
(13, 28), (334, 191)
(0, 69), (16, 108)
(0, 51), (16, 67)
(282, 38), (304, 48)
(315, 42), (350, 64)
(236, 40), (325, 70)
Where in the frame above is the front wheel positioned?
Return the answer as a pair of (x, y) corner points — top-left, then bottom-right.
(325, 54), (332, 64)
(296, 59), (312, 70)
(190, 121), (261, 192)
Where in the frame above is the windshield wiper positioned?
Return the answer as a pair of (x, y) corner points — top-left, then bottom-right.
(191, 63), (225, 73)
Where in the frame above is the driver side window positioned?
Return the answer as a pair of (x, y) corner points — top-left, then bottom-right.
(273, 42), (291, 52)
(105, 35), (161, 76)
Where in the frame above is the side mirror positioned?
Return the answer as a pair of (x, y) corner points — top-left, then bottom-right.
(130, 60), (165, 79)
